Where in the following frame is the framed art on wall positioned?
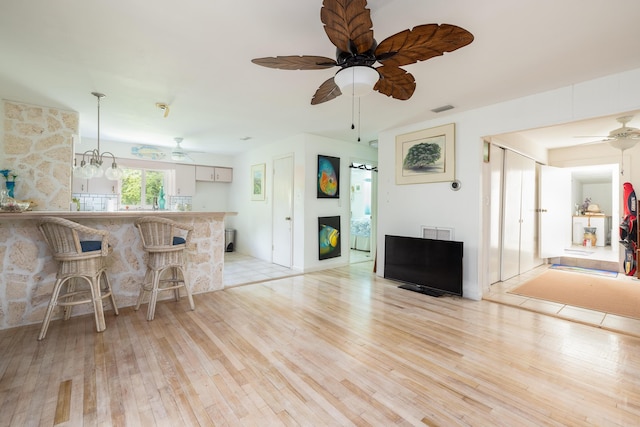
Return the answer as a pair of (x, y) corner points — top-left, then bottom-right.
(395, 123), (455, 184)
(251, 163), (266, 200)
(483, 140), (491, 163)
(317, 155), (340, 198)
(318, 216), (341, 260)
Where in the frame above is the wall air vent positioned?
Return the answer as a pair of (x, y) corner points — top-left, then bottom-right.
(421, 226), (454, 241)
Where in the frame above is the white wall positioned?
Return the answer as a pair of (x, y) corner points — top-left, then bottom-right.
(377, 67), (640, 301)
(580, 183), (612, 215)
(302, 134), (377, 272)
(192, 181), (231, 212)
(228, 133), (377, 272)
(226, 134), (304, 264)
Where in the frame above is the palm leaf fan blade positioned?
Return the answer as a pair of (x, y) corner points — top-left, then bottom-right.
(311, 77), (342, 105)
(321, 0), (374, 54)
(374, 66), (415, 100)
(376, 24), (474, 67)
(252, 56), (337, 70)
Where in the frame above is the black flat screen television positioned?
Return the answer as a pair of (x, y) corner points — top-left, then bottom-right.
(384, 234), (463, 297)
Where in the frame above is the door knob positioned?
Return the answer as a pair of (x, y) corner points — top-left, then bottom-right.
(285, 217), (291, 220)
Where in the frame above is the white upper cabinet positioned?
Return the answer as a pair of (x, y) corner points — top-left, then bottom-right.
(214, 167), (233, 182)
(171, 164), (196, 196)
(195, 165), (215, 181)
(196, 166), (232, 182)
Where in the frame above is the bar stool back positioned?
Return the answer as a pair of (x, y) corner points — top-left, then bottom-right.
(37, 216), (119, 340)
(134, 216), (195, 320)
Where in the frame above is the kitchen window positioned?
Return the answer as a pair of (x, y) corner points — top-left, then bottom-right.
(120, 167), (168, 209)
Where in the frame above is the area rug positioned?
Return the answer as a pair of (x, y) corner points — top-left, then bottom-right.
(564, 248), (594, 256)
(550, 264), (618, 278)
(509, 269), (640, 320)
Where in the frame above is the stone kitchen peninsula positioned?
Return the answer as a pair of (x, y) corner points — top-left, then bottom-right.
(0, 210), (235, 330)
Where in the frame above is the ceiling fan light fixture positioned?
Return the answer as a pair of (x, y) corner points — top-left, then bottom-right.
(334, 66), (379, 97)
(171, 152), (188, 161)
(171, 137), (191, 161)
(608, 138), (636, 152)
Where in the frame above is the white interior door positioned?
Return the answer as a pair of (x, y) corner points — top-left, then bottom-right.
(488, 145), (504, 285)
(519, 157), (537, 273)
(501, 150), (537, 281)
(501, 151), (524, 280)
(539, 165), (572, 258)
(272, 155), (293, 268)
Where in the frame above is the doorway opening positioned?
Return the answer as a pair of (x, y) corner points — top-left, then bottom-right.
(349, 162), (376, 264)
(487, 148), (620, 288)
(565, 163), (619, 265)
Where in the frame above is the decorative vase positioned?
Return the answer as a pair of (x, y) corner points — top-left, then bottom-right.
(5, 181), (15, 198)
(158, 186), (166, 210)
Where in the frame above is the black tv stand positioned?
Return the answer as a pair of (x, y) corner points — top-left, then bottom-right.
(398, 284), (445, 297)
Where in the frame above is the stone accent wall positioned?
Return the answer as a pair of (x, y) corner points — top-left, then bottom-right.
(0, 214), (225, 331)
(2, 100), (77, 210)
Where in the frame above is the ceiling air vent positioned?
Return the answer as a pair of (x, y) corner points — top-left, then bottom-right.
(431, 105), (454, 113)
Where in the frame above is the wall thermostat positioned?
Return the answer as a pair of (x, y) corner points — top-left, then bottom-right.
(450, 180), (461, 191)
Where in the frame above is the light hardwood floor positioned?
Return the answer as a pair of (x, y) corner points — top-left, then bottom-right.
(1, 261), (639, 426)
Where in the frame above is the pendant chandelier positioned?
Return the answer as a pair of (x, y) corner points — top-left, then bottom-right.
(73, 92), (124, 180)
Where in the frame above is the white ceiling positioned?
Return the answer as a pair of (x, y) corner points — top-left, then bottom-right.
(1, 0), (640, 156)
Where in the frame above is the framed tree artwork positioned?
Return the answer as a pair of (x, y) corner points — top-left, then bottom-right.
(395, 123), (455, 184)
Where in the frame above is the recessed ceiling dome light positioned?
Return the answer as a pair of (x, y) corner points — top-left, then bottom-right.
(156, 102), (170, 118)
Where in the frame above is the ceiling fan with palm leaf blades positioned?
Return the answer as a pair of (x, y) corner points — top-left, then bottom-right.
(251, 0), (474, 105)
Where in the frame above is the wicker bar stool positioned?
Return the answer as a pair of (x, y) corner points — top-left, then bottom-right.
(134, 216), (195, 320)
(37, 217), (119, 340)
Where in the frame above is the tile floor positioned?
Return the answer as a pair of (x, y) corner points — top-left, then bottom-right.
(484, 245), (640, 338)
(223, 252), (303, 287)
(350, 249), (373, 264)
(223, 249), (375, 287)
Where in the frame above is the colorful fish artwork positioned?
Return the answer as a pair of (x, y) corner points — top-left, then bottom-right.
(131, 145), (166, 160)
(319, 225), (339, 255)
(317, 155), (339, 198)
(318, 216), (341, 260)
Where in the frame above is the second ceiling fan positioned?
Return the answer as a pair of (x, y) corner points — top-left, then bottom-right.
(252, 0), (474, 105)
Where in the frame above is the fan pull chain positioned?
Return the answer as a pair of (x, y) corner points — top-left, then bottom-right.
(357, 97), (361, 142)
(347, 68), (362, 141)
(351, 69), (355, 130)
(351, 94), (355, 130)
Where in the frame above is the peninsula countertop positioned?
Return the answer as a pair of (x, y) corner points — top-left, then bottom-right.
(0, 208), (234, 331)
(0, 210), (237, 220)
